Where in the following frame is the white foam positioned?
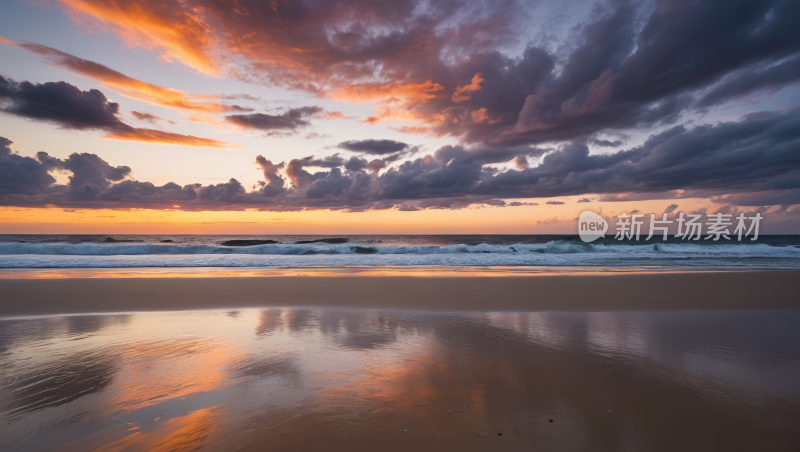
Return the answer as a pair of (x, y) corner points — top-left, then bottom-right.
(1, 240), (798, 268)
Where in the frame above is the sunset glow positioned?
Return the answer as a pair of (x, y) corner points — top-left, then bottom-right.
(0, 0), (798, 231)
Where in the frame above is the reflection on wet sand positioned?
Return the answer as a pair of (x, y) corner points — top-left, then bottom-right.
(1, 309), (799, 451)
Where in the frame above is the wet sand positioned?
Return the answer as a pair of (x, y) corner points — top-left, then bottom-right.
(2, 269), (799, 450)
(1, 308), (799, 451)
(0, 269), (799, 317)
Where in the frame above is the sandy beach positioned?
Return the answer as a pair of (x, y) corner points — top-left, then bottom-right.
(2, 304), (799, 451)
(1, 269), (798, 317)
(2, 269), (800, 451)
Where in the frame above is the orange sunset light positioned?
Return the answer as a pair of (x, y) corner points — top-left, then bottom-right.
(0, 198), (711, 235)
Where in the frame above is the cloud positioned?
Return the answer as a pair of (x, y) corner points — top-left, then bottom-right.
(710, 190), (800, 208)
(1, 75), (123, 130)
(664, 204), (679, 214)
(337, 139), (409, 155)
(698, 50), (800, 107)
(253, 156), (286, 197)
(452, 73), (485, 102)
(546, 201), (565, 205)
(103, 128), (236, 148)
(304, 132), (331, 140)
(511, 155), (528, 170)
(2, 108), (800, 210)
(471, 108), (488, 124)
(343, 153), (402, 174)
(329, 81), (443, 104)
(51, 0), (519, 127)
(225, 107), (322, 131)
(0, 76), (237, 148)
(389, 126), (429, 135)
(589, 139), (623, 147)
(48, 0), (800, 150)
(35, 151), (132, 200)
(131, 111), (175, 124)
(0, 137), (56, 195)
(577, 198), (592, 203)
(486, 108), (800, 204)
(53, 0), (222, 76)
(54, 0), (520, 97)
(0, 37), (247, 114)
(488, 0), (800, 146)
(320, 111), (351, 121)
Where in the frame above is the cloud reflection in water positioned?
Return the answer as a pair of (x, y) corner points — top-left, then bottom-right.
(0, 309), (799, 451)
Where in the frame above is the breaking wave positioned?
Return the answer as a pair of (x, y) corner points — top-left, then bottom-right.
(1, 239), (799, 269)
(0, 240), (798, 256)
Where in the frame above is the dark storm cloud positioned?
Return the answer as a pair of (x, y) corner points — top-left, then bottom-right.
(0, 76), (236, 148)
(476, 108), (800, 203)
(0, 75), (124, 130)
(589, 139), (624, 148)
(462, 0), (800, 146)
(337, 139), (409, 155)
(2, 101), (800, 211)
(350, 0), (800, 149)
(225, 107), (323, 130)
(0, 137), (56, 195)
(0, 108), (796, 208)
(696, 54), (800, 107)
(344, 152), (407, 174)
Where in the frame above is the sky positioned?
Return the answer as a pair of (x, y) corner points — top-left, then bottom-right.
(1, 0), (800, 234)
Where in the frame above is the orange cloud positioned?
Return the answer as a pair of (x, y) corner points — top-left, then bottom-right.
(0, 37), (239, 114)
(389, 125), (430, 135)
(103, 128), (239, 148)
(329, 81), (443, 104)
(44, 1), (512, 142)
(57, 0), (223, 76)
(360, 106), (421, 125)
(471, 108), (488, 123)
(452, 73), (484, 102)
(320, 111), (352, 121)
(337, 82), (443, 126)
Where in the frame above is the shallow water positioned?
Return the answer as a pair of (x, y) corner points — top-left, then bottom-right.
(1, 309), (799, 451)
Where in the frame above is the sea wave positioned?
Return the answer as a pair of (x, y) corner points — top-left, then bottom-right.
(1, 240), (799, 257)
(0, 239), (799, 269)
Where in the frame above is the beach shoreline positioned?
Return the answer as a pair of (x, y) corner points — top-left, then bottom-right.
(0, 265), (780, 279)
(1, 268), (798, 317)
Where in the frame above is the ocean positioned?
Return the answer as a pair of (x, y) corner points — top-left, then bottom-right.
(2, 234), (800, 269)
